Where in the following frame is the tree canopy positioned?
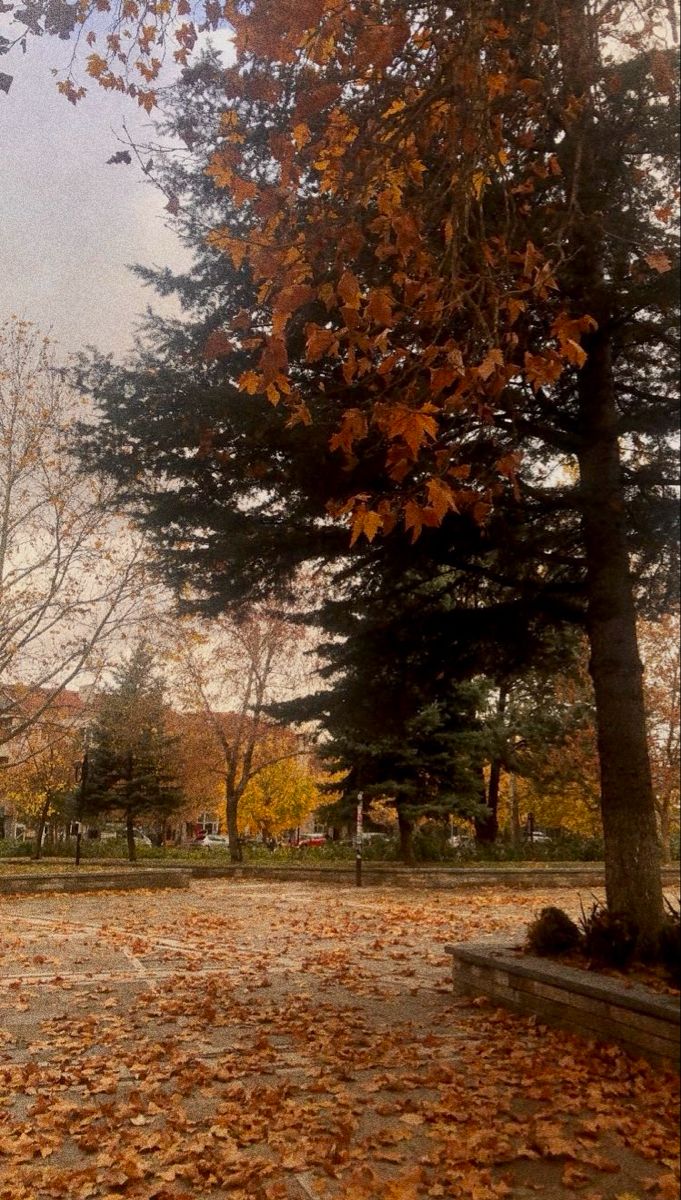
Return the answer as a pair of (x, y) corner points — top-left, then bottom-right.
(74, 0), (679, 945)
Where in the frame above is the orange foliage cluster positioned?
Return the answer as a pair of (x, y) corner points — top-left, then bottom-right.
(199, 0), (614, 542)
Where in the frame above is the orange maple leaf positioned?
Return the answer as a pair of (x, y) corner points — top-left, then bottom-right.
(350, 506), (383, 546)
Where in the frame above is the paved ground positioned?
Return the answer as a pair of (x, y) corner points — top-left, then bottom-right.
(0, 881), (678, 1200)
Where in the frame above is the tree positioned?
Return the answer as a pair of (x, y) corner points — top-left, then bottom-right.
(239, 748), (321, 843)
(75, 4), (678, 947)
(197, 0), (678, 946)
(0, 318), (148, 750)
(0, 697), (82, 857)
(84, 644), (184, 861)
(473, 638), (598, 842)
(639, 612), (680, 861)
(164, 611), (313, 861)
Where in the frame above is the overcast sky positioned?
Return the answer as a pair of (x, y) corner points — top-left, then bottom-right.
(0, 28), (232, 361)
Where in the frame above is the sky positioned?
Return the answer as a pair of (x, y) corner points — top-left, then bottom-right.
(0, 26), (233, 361)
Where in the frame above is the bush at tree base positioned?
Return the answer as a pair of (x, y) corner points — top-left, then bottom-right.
(526, 907), (583, 956)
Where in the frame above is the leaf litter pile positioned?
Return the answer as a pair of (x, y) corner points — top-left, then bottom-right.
(0, 881), (678, 1200)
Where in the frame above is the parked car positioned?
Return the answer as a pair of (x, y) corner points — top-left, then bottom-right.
(447, 832), (474, 849)
(192, 833), (231, 849)
(295, 833), (327, 848)
(525, 830), (552, 844)
(100, 825), (152, 846)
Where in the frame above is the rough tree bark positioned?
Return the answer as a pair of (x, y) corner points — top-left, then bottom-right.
(577, 333), (664, 947)
(560, 2), (665, 949)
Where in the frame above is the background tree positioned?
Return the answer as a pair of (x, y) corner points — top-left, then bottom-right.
(164, 611), (313, 860)
(239, 747), (321, 843)
(0, 317), (147, 749)
(84, 643), (184, 861)
(639, 612), (681, 861)
(0, 704), (81, 857)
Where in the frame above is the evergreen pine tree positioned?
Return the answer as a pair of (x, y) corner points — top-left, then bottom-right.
(84, 644), (184, 861)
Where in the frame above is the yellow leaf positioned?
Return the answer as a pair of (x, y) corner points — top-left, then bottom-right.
(86, 54), (108, 79)
(292, 122), (311, 150)
(237, 370), (262, 395)
(382, 99), (406, 118)
(472, 171), (487, 199)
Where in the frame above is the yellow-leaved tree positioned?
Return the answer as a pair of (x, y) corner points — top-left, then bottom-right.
(239, 747), (321, 843)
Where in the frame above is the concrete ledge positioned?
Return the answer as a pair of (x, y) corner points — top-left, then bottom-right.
(189, 864), (680, 890)
(1, 861), (678, 891)
(0, 868), (191, 895)
(445, 941), (680, 1069)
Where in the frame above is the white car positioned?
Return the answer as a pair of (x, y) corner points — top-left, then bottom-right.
(100, 826), (152, 846)
(193, 833), (230, 849)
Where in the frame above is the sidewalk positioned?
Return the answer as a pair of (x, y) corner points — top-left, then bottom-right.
(0, 880), (678, 1200)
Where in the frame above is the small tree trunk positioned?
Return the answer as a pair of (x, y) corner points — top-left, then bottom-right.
(577, 332), (664, 949)
(658, 801), (672, 866)
(475, 759), (501, 845)
(397, 808), (414, 865)
(33, 794), (52, 860)
(510, 774), (520, 847)
(126, 809), (137, 863)
(225, 783), (242, 863)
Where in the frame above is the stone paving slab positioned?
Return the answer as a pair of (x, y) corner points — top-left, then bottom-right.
(0, 881), (678, 1200)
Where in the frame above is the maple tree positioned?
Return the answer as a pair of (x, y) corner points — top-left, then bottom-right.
(83, 643), (184, 860)
(70, 2), (678, 944)
(163, 611), (314, 860)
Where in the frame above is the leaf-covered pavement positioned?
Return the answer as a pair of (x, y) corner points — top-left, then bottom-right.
(0, 882), (678, 1200)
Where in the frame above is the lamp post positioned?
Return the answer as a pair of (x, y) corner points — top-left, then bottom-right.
(74, 737), (89, 867)
(355, 791), (363, 888)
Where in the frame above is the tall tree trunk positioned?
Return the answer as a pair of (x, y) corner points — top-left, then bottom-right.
(475, 760), (501, 845)
(33, 793), (52, 860)
(658, 799), (672, 867)
(509, 773), (520, 847)
(225, 782), (242, 862)
(476, 686), (507, 845)
(126, 808), (137, 863)
(577, 333), (664, 948)
(397, 807), (414, 865)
